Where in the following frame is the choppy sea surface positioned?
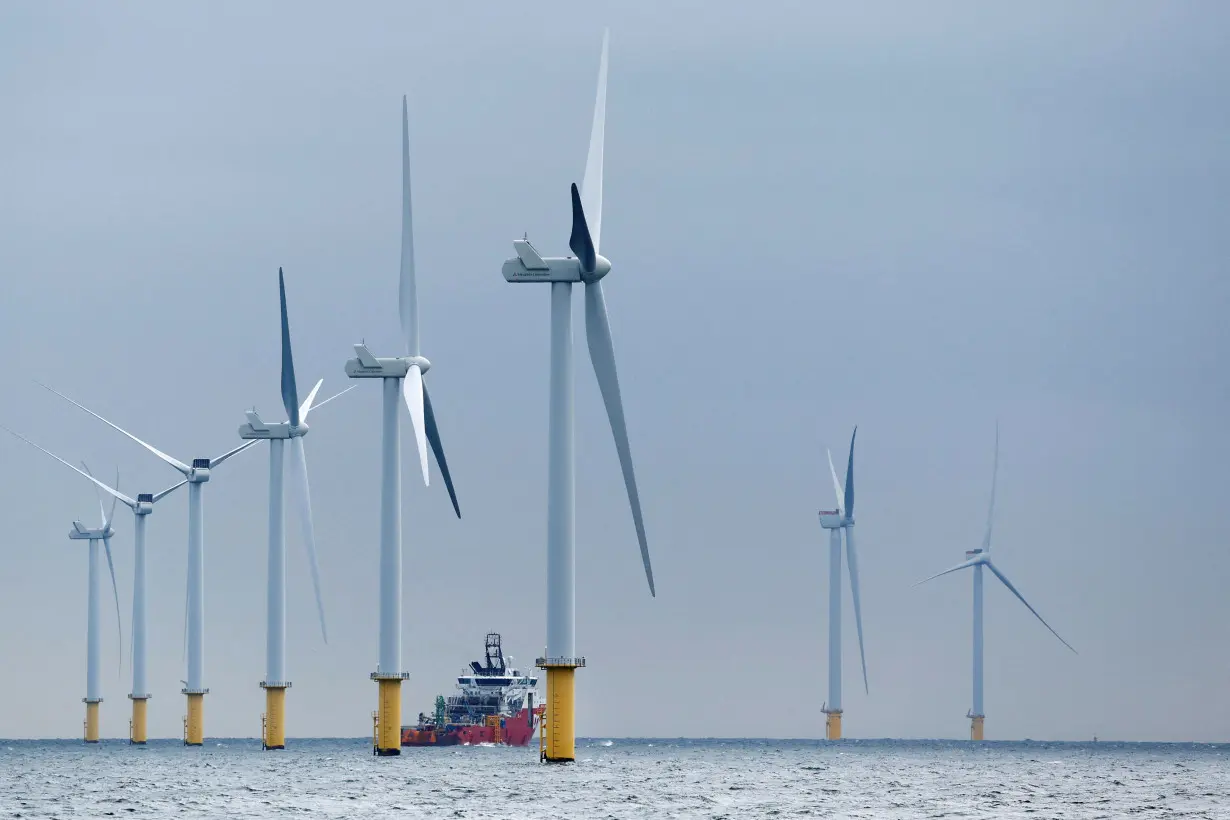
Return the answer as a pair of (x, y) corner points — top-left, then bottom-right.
(1, 737), (1226, 818)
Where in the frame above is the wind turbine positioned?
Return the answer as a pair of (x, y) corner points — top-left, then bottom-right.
(918, 426), (1076, 740)
(500, 30), (655, 763)
(40, 384), (258, 746)
(343, 95), (461, 757)
(239, 268), (351, 750)
(817, 428), (868, 740)
(0, 426), (184, 744)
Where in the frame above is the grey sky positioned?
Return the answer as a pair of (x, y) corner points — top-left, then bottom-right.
(1, 1), (1227, 742)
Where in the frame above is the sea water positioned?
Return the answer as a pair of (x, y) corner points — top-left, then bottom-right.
(1, 738), (1226, 818)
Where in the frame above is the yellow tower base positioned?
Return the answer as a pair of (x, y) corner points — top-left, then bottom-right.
(371, 673), (407, 756)
(261, 682), (289, 750)
(129, 696), (148, 744)
(83, 698), (101, 743)
(183, 689), (207, 746)
(824, 710), (842, 740)
(536, 656), (584, 763)
(970, 715), (985, 741)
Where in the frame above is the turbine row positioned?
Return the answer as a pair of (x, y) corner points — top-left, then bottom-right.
(816, 424), (1076, 741)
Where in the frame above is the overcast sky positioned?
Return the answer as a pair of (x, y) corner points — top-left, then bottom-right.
(1, 1), (1227, 742)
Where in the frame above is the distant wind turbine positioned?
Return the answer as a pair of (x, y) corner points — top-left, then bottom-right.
(917, 425), (1076, 740)
(66, 464), (123, 743)
(0, 426), (184, 744)
(40, 383), (258, 746)
(817, 428), (868, 740)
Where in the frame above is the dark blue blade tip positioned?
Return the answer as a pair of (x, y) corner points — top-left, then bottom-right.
(568, 182), (596, 272)
(278, 267), (300, 427)
(844, 426), (857, 518)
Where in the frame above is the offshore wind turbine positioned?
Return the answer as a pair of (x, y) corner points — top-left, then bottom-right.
(500, 30), (656, 763)
(344, 95), (461, 756)
(69, 468), (122, 743)
(817, 428), (868, 740)
(918, 426), (1076, 740)
(41, 384), (258, 746)
(239, 268), (351, 750)
(0, 427), (184, 744)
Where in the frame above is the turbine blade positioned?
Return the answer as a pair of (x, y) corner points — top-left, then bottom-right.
(210, 439), (260, 469)
(108, 468), (120, 528)
(298, 379), (324, 421)
(984, 560), (1076, 653)
(915, 557), (980, 586)
(402, 365), (430, 487)
(581, 28), (608, 254)
(983, 422), (999, 552)
(153, 480), (188, 503)
(423, 383), (460, 518)
(305, 385), (355, 419)
(826, 448), (845, 516)
(102, 535), (123, 676)
(37, 383), (190, 476)
(279, 268), (301, 428)
(845, 527), (869, 694)
(399, 95), (419, 357)
(584, 279), (654, 596)
(844, 427), (857, 519)
(288, 436), (328, 642)
(80, 461), (108, 526)
(0, 425), (137, 508)
(568, 183), (597, 273)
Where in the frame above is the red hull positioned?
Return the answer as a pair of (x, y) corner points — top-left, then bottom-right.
(402, 707), (539, 747)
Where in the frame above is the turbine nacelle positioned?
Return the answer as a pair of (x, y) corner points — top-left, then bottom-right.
(502, 239), (611, 284)
(188, 458), (211, 483)
(818, 509), (843, 529)
(134, 493), (154, 515)
(69, 521), (113, 540)
(344, 344), (431, 379)
(238, 408), (306, 441)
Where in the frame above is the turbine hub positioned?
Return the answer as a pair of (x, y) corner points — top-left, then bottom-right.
(407, 355), (431, 375)
(580, 254), (611, 284)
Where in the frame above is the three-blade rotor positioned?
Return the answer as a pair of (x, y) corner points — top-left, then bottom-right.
(917, 428), (1076, 654)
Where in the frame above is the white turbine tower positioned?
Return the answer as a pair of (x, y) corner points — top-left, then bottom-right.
(500, 30), (655, 763)
(918, 426), (1076, 740)
(41, 384), (258, 746)
(239, 267), (351, 750)
(0, 426), (184, 744)
(344, 95), (461, 757)
(817, 428), (868, 740)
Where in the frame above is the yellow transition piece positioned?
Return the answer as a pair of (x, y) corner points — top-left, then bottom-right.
(825, 711), (842, 740)
(129, 697), (148, 744)
(263, 686), (287, 750)
(375, 679), (402, 755)
(84, 700), (100, 743)
(185, 693), (205, 746)
(544, 667), (576, 763)
(970, 715), (985, 741)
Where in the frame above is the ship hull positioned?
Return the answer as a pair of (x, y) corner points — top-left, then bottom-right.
(402, 707), (538, 747)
